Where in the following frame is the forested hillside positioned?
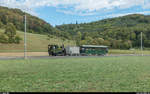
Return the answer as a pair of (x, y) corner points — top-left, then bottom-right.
(0, 6), (68, 38)
(56, 14), (150, 49)
(1, 6), (150, 49)
(0, 6), (75, 51)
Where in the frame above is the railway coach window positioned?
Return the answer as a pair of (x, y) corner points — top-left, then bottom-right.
(82, 48), (85, 51)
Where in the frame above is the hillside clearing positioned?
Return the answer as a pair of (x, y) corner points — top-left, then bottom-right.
(0, 29), (76, 52)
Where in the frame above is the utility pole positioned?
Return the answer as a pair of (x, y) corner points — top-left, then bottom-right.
(24, 13), (27, 59)
(141, 32), (143, 56)
(23, 7), (31, 59)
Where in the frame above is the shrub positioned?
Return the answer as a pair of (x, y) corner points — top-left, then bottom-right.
(14, 35), (22, 44)
(28, 30), (34, 33)
(0, 33), (9, 43)
(0, 21), (4, 28)
(4, 23), (16, 39)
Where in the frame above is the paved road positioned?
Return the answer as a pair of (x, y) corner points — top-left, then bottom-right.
(0, 54), (150, 60)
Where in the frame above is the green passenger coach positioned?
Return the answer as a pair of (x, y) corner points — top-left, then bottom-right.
(80, 45), (108, 56)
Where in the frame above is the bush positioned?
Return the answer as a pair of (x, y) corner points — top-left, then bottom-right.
(28, 30), (34, 33)
(4, 23), (16, 38)
(8, 37), (15, 43)
(0, 33), (9, 43)
(0, 21), (4, 28)
(14, 35), (22, 44)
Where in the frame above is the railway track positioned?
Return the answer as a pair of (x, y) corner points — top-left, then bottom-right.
(0, 54), (150, 60)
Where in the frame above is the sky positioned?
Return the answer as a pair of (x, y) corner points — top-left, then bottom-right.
(0, 0), (150, 26)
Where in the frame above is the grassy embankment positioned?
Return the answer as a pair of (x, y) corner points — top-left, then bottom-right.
(0, 56), (150, 92)
(0, 29), (76, 52)
(109, 49), (150, 54)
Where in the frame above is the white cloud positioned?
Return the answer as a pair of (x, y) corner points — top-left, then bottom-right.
(104, 11), (150, 19)
(56, 9), (97, 16)
(0, 0), (37, 16)
(0, 0), (150, 16)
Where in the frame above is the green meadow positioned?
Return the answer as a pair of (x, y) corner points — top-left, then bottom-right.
(109, 49), (150, 54)
(0, 56), (150, 92)
(0, 29), (76, 52)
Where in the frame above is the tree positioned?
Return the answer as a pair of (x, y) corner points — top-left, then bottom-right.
(97, 38), (104, 45)
(1, 15), (8, 25)
(144, 40), (150, 47)
(80, 40), (87, 45)
(76, 31), (82, 46)
(76, 21), (78, 25)
(3, 23), (21, 44)
(4, 23), (16, 39)
(85, 36), (93, 45)
(122, 41), (132, 49)
(82, 32), (89, 40)
(130, 32), (136, 40)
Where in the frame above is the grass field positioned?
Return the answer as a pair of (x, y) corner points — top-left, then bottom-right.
(0, 56), (150, 92)
(109, 49), (150, 54)
(0, 29), (76, 52)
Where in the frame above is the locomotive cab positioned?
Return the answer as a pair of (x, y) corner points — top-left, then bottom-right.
(48, 44), (66, 56)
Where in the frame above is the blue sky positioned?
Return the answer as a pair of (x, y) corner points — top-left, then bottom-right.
(0, 0), (150, 26)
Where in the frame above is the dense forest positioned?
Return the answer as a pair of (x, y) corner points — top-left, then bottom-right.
(56, 14), (150, 49)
